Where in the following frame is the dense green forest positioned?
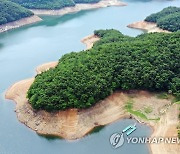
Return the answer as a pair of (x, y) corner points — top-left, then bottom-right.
(145, 6), (180, 32)
(27, 29), (180, 111)
(0, 0), (33, 25)
(10, 0), (101, 9)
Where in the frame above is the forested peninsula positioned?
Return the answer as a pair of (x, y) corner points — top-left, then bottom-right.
(27, 30), (180, 111)
(128, 6), (180, 32)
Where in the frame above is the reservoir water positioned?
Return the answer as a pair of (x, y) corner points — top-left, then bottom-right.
(0, 0), (179, 153)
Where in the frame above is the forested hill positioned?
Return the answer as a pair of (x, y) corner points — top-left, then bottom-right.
(0, 0), (33, 25)
(145, 6), (180, 32)
(27, 30), (180, 111)
(10, 0), (101, 10)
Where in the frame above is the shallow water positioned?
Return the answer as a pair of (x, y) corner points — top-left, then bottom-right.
(0, 0), (179, 153)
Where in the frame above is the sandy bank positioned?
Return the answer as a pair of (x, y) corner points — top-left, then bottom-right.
(0, 15), (42, 33)
(81, 34), (100, 50)
(36, 61), (58, 74)
(31, 0), (126, 16)
(127, 21), (170, 33)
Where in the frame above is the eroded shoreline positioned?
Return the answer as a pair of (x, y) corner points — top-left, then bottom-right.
(5, 35), (180, 153)
(6, 71), (180, 152)
(127, 21), (170, 33)
(31, 0), (127, 16)
(0, 15), (42, 33)
(5, 76), (131, 140)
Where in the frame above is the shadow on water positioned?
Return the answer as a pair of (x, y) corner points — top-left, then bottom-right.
(89, 125), (105, 134)
(38, 134), (63, 141)
(0, 9), (101, 37)
(39, 9), (101, 27)
(38, 125), (105, 141)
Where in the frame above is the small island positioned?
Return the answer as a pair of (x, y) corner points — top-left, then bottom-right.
(128, 6), (180, 33)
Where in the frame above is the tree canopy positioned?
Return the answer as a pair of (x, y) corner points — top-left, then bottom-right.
(27, 29), (180, 111)
(10, 0), (101, 9)
(0, 0), (33, 25)
(145, 6), (180, 32)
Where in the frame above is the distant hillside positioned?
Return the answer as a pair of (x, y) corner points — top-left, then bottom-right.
(145, 6), (180, 32)
(10, 0), (101, 10)
(0, 0), (33, 25)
